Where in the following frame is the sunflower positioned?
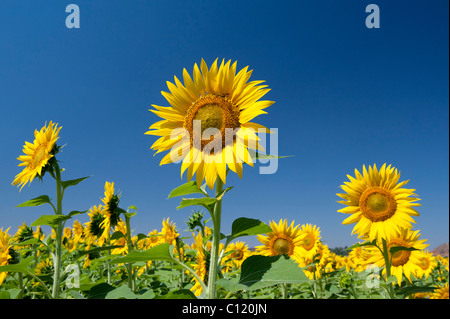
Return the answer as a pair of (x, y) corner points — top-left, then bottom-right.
(35, 258), (53, 276)
(256, 219), (303, 263)
(161, 218), (179, 245)
(430, 283), (449, 299)
(302, 242), (332, 280)
(222, 241), (251, 271)
(337, 164), (421, 241)
(0, 228), (13, 286)
(365, 228), (428, 285)
(72, 220), (85, 246)
(297, 224), (321, 260)
(12, 121), (61, 190)
(146, 58), (274, 189)
(190, 231), (208, 297)
(84, 205), (106, 246)
(413, 250), (437, 280)
(348, 244), (372, 272)
(111, 221), (128, 255)
(100, 181), (121, 240)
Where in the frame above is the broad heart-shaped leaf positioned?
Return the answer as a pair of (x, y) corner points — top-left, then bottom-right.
(110, 243), (174, 264)
(168, 181), (207, 198)
(31, 214), (71, 228)
(61, 176), (90, 191)
(238, 255), (309, 291)
(16, 195), (52, 208)
(177, 197), (218, 210)
(227, 217), (271, 244)
(0, 256), (34, 274)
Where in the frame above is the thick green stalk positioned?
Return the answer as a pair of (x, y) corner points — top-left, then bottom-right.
(207, 178), (224, 299)
(52, 164), (63, 299)
(124, 214), (135, 291)
(381, 239), (395, 299)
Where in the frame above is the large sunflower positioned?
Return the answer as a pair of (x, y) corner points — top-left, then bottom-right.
(256, 219), (303, 263)
(337, 163), (421, 241)
(365, 228), (428, 285)
(12, 121), (61, 190)
(146, 58), (274, 189)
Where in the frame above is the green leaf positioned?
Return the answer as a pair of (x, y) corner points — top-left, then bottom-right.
(389, 246), (418, 255)
(110, 243), (174, 264)
(227, 217), (271, 243)
(177, 197), (218, 210)
(247, 149), (293, 160)
(110, 231), (125, 240)
(168, 181), (207, 198)
(395, 285), (437, 297)
(238, 255), (309, 291)
(0, 256), (34, 273)
(216, 186), (234, 200)
(67, 210), (87, 218)
(72, 245), (124, 260)
(87, 283), (137, 299)
(216, 278), (248, 293)
(0, 291), (11, 299)
(16, 195), (52, 208)
(12, 238), (41, 246)
(154, 289), (197, 299)
(60, 176), (90, 191)
(346, 239), (377, 251)
(31, 214), (71, 228)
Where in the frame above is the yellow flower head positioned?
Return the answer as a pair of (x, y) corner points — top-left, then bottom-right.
(430, 283), (449, 299)
(337, 164), (421, 241)
(100, 181), (121, 239)
(414, 250), (438, 279)
(298, 224), (321, 260)
(161, 218), (179, 245)
(256, 219), (303, 263)
(146, 58), (274, 189)
(13, 121), (61, 190)
(366, 228), (428, 285)
(223, 241), (251, 271)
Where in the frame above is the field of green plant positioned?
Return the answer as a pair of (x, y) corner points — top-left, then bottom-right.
(1, 59), (449, 300)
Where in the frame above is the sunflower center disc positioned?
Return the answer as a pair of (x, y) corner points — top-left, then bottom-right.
(184, 94), (240, 149)
(360, 187), (397, 222)
(302, 234), (315, 251)
(419, 257), (430, 270)
(389, 244), (411, 267)
(273, 238), (291, 255)
(231, 250), (244, 260)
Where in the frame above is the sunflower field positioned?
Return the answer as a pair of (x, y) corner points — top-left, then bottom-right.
(1, 59), (449, 301)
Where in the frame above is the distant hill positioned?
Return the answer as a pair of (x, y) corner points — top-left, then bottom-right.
(431, 243), (449, 258)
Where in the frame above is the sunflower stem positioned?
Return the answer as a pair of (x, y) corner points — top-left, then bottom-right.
(51, 163), (63, 299)
(207, 178), (224, 299)
(381, 238), (395, 299)
(124, 213), (135, 291)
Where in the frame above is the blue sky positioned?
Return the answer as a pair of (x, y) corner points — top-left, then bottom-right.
(0, 0), (448, 250)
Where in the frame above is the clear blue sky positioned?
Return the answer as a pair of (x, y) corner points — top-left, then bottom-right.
(0, 0), (448, 249)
